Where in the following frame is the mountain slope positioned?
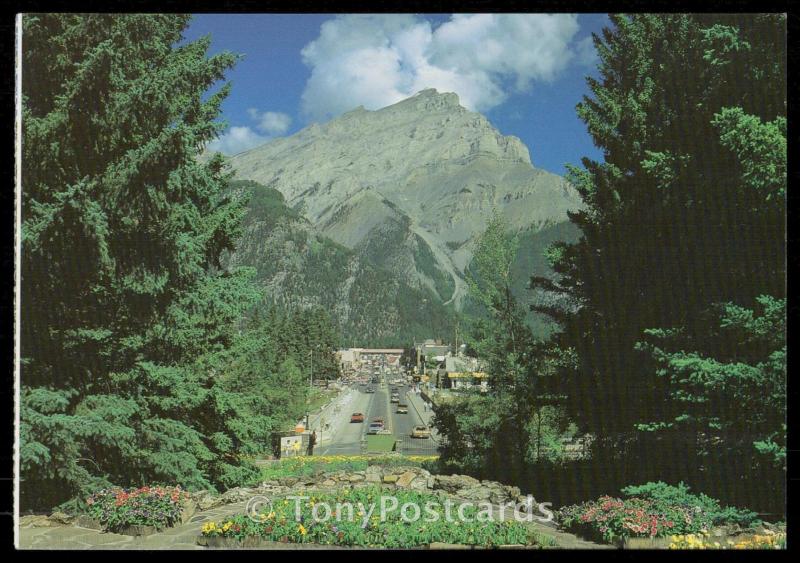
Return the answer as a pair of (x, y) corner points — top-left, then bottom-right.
(224, 180), (456, 347)
(224, 88), (583, 311)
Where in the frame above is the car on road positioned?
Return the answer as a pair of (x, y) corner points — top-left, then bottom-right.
(367, 421), (385, 434)
(365, 387), (375, 393)
(396, 403), (408, 414)
(372, 417), (385, 426)
(411, 425), (431, 439)
(350, 412), (364, 423)
(390, 394), (400, 403)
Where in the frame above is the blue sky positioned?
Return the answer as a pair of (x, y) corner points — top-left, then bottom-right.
(184, 14), (608, 176)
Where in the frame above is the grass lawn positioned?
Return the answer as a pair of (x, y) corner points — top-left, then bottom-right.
(255, 454), (439, 482)
(365, 434), (397, 453)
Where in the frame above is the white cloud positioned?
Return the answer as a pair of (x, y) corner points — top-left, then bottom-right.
(208, 110), (293, 155)
(207, 126), (268, 155)
(300, 14), (589, 120)
(247, 108), (292, 135)
(575, 36), (598, 68)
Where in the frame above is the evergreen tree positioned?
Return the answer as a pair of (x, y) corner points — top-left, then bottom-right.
(19, 14), (256, 509)
(532, 14), (785, 509)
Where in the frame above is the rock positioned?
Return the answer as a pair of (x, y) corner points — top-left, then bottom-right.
(221, 487), (254, 503)
(278, 476), (299, 487)
(409, 477), (430, 491)
(432, 474), (480, 493)
(396, 471), (416, 488)
(19, 515), (51, 528)
(48, 511), (74, 525)
(224, 88), (579, 326)
(73, 515), (103, 530)
(348, 474), (365, 482)
(321, 479), (337, 487)
(458, 486), (493, 502)
(180, 498), (197, 524)
(383, 475), (399, 484)
(195, 491), (219, 511)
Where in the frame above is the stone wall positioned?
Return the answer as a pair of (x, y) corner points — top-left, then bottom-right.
(189, 464), (526, 512)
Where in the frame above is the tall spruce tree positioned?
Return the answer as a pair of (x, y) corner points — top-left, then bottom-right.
(532, 14), (785, 508)
(19, 14), (258, 509)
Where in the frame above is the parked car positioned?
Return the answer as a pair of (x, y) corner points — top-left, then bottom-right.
(350, 412), (364, 423)
(396, 403), (408, 414)
(411, 425), (431, 439)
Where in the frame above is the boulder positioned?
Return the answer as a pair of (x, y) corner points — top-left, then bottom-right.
(383, 475), (399, 484)
(365, 466), (383, 483)
(409, 476), (430, 491)
(180, 498), (197, 524)
(348, 474), (365, 482)
(458, 486), (493, 502)
(19, 515), (52, 528)
(194, 491), (218, 511)
(321, 479), (337, 487)
(396, 471), (416, 488)
(432, 474), (479, 493)
(48, 511), (74, 525)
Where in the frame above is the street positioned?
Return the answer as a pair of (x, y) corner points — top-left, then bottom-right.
(315, 372), (439, 456)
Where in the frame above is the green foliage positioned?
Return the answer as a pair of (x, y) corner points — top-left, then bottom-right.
(84, 485), (189, 532)
(620, 482), (760, 527)
(636, 296), (786, 470)
(201, 487), (534, 547)
(20, 13), (251, 509)
(529, 14), (785, 512)
(560, 483), (758, 544)
(437, 216), (575, 483)
(19, 14), (325, 512)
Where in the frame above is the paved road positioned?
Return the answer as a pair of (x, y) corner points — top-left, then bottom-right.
(316, 374), (438, 456)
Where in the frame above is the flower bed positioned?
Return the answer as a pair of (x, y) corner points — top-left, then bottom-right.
(557, 482), (763, 546)
(84, 485), (189, 534)
(199, 486), (539, 548)
(669, 530), (786, 549)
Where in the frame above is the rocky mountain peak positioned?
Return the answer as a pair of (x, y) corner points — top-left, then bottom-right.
(225, 90), (581, 309)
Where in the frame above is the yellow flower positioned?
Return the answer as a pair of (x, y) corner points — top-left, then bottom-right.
(298, 524), (307, 535)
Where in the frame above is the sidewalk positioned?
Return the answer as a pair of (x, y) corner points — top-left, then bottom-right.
(18, 495), (610, 550)
(309, 388), (357, 446)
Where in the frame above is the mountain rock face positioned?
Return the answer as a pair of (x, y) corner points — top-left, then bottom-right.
(223, 180), (456, 347)
(225, 89), (582, 310)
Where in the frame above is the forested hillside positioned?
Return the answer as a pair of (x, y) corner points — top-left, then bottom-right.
(225, 180), (457, 347)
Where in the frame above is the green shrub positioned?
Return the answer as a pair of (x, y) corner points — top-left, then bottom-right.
(558, 483), (761, 544)
(620, 482), (760, 527)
